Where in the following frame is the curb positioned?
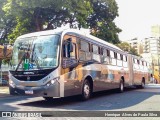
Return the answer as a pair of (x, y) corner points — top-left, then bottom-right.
(0, 87), (10, 98)
(0, 93), (12, 98)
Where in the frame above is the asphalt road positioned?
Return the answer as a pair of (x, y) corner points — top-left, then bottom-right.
(0, 84), (160, 120)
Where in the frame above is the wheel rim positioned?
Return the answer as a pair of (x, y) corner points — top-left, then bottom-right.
(120, 82), (124, 91)
(84, 83), (90, 98)
(142, 81), (145, 87)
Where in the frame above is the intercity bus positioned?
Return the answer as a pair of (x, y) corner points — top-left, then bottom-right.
(9, 29), (150, 101)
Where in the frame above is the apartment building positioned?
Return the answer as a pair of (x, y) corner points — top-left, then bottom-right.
(127, 38), (143, 55)
(142, 37), (160, 54)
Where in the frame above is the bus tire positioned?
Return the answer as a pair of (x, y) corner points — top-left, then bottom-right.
(43, 97), (54, 101)
(118, 80), (124, 93)
(139, 79), (145, 89)
(81, 79), (92, 101)
(9, 86), (17, 95)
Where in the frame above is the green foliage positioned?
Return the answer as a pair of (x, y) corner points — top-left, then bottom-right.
(116, 42), (139, 56)
(0, 0), (121, 44)
(0, 0), (16, 44)
(89, 0), (121, 44)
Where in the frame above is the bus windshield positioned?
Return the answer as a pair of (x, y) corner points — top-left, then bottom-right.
(11, 35), (60, 71)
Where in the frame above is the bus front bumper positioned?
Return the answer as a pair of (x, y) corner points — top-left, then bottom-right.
(9, 82), (60, 97)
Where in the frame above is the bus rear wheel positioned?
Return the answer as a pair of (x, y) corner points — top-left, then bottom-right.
(118, 80), (124, 93)
(81, 79), (92, 101)
(139, 79), (145, 89)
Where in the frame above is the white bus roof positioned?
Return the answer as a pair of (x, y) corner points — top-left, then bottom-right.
(17, 28), (122, 51)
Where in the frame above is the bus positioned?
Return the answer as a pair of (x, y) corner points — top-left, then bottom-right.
(9, 29), (150, 101)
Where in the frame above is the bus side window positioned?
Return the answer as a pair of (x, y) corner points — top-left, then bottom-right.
(92, 44), (101, 62)
(110, 51), (114, 58)
(79, 40), (90, 61)
(117, 53), (122, 66)
(102, 49), (110, 64)
(110, 51), (116, 65)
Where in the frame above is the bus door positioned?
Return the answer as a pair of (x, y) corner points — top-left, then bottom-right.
(61, 35), (80, 96)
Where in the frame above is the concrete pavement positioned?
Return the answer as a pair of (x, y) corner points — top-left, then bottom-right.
(0, 86), (11, 97)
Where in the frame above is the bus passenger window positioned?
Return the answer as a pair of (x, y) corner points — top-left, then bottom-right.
(102, 49), (110, 64)
(117, 53), (120, 60)
(79, 40), (91, 61)
(110, 51), (114, 58)
(92, 45), (99, 54)
(80, 40), (89, 52)
(103, 49), (107, 56)
(92, 44), (101, 62)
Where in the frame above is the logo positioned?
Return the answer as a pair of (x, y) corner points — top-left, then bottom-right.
(24, 72), (34, 75)
(2, 112), (11, 117)
(27, 76), (30, 81)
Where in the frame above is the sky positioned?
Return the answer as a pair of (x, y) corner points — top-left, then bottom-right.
(115, 0), (160, 41)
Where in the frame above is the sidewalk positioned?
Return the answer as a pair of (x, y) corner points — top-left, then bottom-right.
(0, 86), (11, 97)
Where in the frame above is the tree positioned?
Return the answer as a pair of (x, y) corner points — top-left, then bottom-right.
(0, 0), (17, 44)
(2, 0), (92, 43)
(88, 0), (121, 44)
(1, 0), (121, 45)
(116, 42), (139, 56)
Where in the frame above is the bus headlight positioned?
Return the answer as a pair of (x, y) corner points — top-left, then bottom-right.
(46, 77), (59, 86)
(9, 79), (16, 88)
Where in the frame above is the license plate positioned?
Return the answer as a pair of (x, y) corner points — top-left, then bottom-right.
(25, 90), (33, 94)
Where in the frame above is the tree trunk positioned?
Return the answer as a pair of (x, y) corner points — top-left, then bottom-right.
(34, 8), (43, 31)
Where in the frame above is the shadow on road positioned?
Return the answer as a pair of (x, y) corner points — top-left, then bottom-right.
(17, 85), (160, 110)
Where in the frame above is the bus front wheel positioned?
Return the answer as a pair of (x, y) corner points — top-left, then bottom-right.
(81, 79), (92, 100)
(9, 86), (17, 95)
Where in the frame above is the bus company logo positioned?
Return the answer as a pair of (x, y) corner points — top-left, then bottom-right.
(27, 76), (30, 81)
(2, 112), (12, 117)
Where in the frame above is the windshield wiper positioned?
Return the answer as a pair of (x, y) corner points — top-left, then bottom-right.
(15, 52), (26, 71)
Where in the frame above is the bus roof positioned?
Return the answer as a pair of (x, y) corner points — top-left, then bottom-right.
(17, 28), (122, 51)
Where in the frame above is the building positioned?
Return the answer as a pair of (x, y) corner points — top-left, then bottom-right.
(142, 37), (160, 54)
(151, 25), (160, 38)
(127, 38), (143, 55)
(141, 37), (160, 83)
